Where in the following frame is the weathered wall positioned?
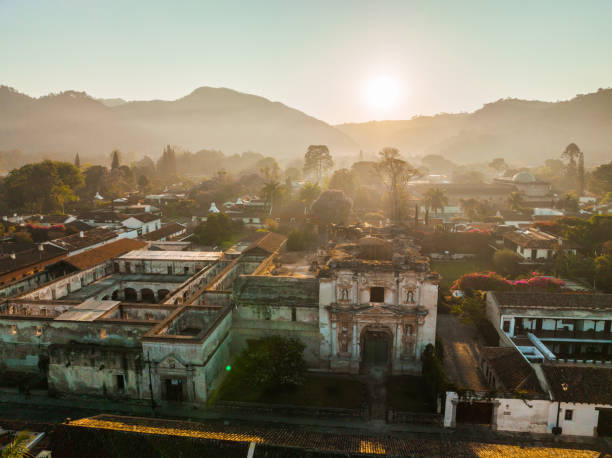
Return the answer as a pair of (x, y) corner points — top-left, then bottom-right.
(48, 345), (146, 399)
(231, 275), (320, 366)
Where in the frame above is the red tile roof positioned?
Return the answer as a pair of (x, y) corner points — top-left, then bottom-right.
(65, 238), (148, 270)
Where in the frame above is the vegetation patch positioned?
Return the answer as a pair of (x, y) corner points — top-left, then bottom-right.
(386, 376), (436, 412)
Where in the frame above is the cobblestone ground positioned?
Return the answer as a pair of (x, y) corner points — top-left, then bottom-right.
(436, 314), (488, 391)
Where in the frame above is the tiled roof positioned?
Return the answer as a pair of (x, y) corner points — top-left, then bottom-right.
(491, 292), (612, 310)
(125, 213), (160, 223)
(141, 223), (185, 241)
(503, 229), (562, 248)
(49, 227), (117, 252)
(243, 232), (287, 255)
(65, 238), (148, 270)
(78, 211), (129, 222)
(481, 347), (542, 394)
(0, 243), (67, 275)
(543, 365), (612, 405)
(65, 414), (601, 457)
(65, 220), (94, 232)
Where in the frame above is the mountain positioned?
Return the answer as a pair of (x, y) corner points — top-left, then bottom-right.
(336, 89), (612, 164)
(2, 85), (611, 165)
(0, 86), (357, 159)
(97, 98), (128, 107)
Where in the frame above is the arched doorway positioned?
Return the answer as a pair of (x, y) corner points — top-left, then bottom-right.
(157, 289), (170, 302)
(124, 287), (138, 302)
(360, 326), (392, 373)
(111, 290), (119, 300)
(141, 288), (155, 303)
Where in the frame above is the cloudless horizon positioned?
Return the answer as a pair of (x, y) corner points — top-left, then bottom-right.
(1, 0), (611, 124)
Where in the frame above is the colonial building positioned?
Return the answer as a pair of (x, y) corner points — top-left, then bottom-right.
(318, 236), (439, 374)
(503, 228), (577, 261)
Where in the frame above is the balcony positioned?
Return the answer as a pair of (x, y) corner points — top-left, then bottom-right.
(515, 328), (612, 341)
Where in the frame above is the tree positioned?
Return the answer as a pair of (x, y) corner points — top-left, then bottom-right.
(589, 162), (612, 195)
(287, 225), (317, 251)
(74, 153), (81, 169)
(303, 145), (333, 183)
(507, 191), (525, 213)
(451, 296), (487, 326)
(299, 182), (321, 207)
(261, 179), (283, 214)
(422, 188), (448, 215)
(110, 149), (120, 170)
(328, 168), (355, 197)
(489, 158), (508, 173)
(2, 430), (33, 458)
(594, 254), (612, 293)
(157, 145), (177, 177)
(577, 150), (585, 196)
(137, 175), (150, 193)
(493, 249), (523, 277)
(2, 161), (82, 213)
(561, 143), (581, 191)
(460, 198), (479, 222)
(376, 147), (419, 224)
(194, 213), (233, 246)
(311, 189), (352, 225)
(557, 191), (579, 213)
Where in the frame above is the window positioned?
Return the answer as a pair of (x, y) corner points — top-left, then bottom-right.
(291, 307), (297, 322)
(115, 374), (125, 392)
(100, 329), (107, 339)
(167, 266), (173, 275)
(10, 325), (17, 335)
(35, 326), (42, 336)
(564, 409), (573, 421)
(370, 287), (384, 303)
(125, 262), (131, 273)
(502, 321), (511, 333)
(184, 266), (189, 275)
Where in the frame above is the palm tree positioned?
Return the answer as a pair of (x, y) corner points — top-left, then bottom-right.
(2, 431), (33, 458)
(460, 198), (479, 222)
(261, 180), (282, 214)
(423, 187), (448, 215)
(507, 191), (525, 212)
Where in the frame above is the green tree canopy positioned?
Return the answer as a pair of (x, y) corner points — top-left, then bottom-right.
(2, 160), (83, 213)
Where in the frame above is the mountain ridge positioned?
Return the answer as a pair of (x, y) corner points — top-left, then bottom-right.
(1, 85), (611, 164)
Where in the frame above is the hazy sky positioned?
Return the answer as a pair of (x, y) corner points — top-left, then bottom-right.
(1, 0), (611, 124)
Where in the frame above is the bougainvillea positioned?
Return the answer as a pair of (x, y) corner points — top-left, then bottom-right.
(451, 271), (565, 292)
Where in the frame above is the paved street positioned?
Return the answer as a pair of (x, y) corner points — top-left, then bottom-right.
(436, 314), (488, 391)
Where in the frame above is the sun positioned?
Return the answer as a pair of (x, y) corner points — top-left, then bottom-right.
(363, 75), (401, 111)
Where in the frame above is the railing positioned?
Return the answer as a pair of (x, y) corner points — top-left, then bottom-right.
(522, 329), (612, 340)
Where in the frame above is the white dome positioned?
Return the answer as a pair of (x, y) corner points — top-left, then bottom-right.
(512, 172), (536, 183)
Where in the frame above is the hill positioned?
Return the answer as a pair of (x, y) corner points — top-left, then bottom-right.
(336, 89), (612, 164)
(0, 85), (357, 159)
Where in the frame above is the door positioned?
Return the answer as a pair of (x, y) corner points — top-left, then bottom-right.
(456, 402), (493, 425)
(164, 378), (183, 402)
(362, 331), (389, 367)
(597, 409), (612, 437)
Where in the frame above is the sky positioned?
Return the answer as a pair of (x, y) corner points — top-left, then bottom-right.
(1, 0), (611, 124)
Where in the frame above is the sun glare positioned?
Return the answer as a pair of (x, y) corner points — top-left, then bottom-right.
(363, 75), (401, 111)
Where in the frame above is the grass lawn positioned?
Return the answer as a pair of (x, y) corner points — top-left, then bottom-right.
(219, 231), (247, 250)
(215, 373), (366, 409)
(431, 259), (494, 291)
(386, 376), (435, 412)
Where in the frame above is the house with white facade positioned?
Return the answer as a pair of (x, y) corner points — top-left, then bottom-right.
(503, 228), (577, 261)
